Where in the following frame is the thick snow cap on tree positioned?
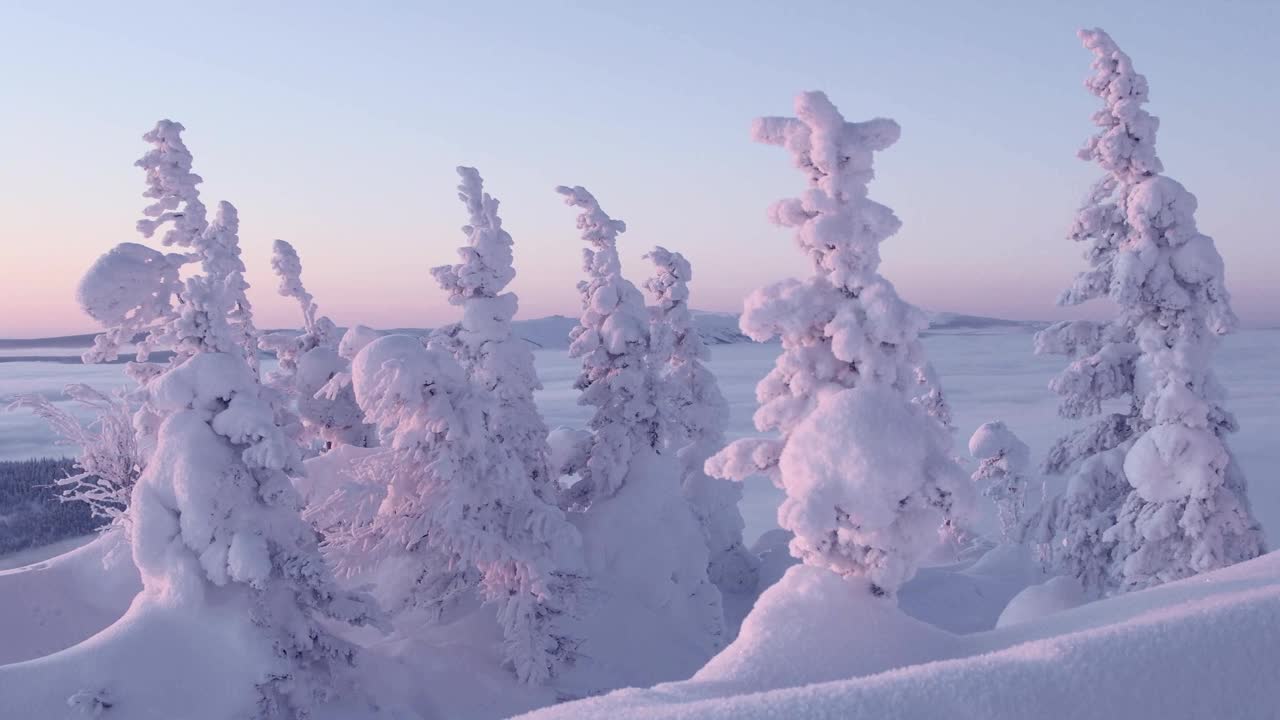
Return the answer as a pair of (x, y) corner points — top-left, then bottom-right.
(1034, 29), (1263, 596)
(970, 421), (1032, 543)
(708, 91), (970, 596)
(557, 184), (657, 503)
(430, 167), (556, 501)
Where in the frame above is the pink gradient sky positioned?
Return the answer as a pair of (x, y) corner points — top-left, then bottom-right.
(1, 2), (1276, 338)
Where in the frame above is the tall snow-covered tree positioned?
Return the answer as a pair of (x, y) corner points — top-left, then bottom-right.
(78, 121), (380, 718)
(556, 185), (725, 664)
(644, 246), (758, 597)
(430, 167), (556, 502)
(969, 421), (1031, 544)
(260, 239), (371, 450)
(556, 185), (659, 506)
(343, 334), (586, 685)
(706, 91), (971, 597)
(1035, 29), (1263, 594)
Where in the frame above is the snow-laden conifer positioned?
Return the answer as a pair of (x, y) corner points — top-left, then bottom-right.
(556, 185), (660, 505)
(430, 167), (556, 501)
(342, 334), (586, 685)
(1035, 29), (1263, 594)
(556, 185), (725, 662)
(260, 239), (371, 450)
(706, 92), (971, 597)
(644, 246), (758, 596)
(78, 121), (380, 718)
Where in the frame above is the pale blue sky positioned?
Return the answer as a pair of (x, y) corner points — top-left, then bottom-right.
(1, 1), (1276, 336)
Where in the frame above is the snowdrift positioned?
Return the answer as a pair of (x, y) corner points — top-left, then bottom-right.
(0, 530), (139, 665)
(517, 551), (1280, 720)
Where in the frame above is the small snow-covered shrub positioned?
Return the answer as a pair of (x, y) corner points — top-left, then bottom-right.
(969, 421), (1031, 543)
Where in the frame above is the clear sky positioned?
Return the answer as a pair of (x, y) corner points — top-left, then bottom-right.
(1, 1), (1276, 337)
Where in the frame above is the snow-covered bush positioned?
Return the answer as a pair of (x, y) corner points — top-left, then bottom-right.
(8, 385), (142, 528)
(78, 121), (381, 718)
(706, 91), (971, 597)
(1034, 29), (1263, 595)
(969, 421), (1031, 543)
(259, 239), (371, 450)
(339, 334), (587, 685)
(430, 167), (556, 502)
(644, 246), (758, 597)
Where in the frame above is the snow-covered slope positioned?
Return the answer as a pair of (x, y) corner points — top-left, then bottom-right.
(0, 530), (138, 665)
(517, 550), (1280, 720)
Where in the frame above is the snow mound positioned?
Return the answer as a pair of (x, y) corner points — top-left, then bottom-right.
(691, 565), (961, 693)
(517, 550), (1280, 720)
(997, 575), (1085, 628)
(0, 530), (140, 665)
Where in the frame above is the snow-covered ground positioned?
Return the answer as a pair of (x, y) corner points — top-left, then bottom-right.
(4, 327), (1278, 547)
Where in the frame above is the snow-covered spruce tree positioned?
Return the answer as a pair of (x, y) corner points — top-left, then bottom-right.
(8, 385), (143, 530)
(556, 185), (725, 665)
(429, 167), (556, 502)
(129, 120), (261, 376)
(260, 239), (372, 450)
(969, 422), (1031, 544)
(1035, 29), (1263, 594)
(556, 185), (656, 505)
(705, 91), (971, 597)
(644, 246), (758, 596)
(344, 334), (586, 685)
(79, 121), (380, 718)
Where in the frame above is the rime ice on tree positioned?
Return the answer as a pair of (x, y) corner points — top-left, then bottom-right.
(557, 185), (659, 505)
(969, 422), (1031, 544)
(707, 92), (971, 597)
(345, 334), (587, 685)
(644, 246), (758, 597)
(430, 167), (557, 502)
(1034, 29), (1263, 594)
(259, 239), (372, 450)
(78, 121), (380, 718)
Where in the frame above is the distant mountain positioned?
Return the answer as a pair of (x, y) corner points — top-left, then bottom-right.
(0, 310), (1040, 363)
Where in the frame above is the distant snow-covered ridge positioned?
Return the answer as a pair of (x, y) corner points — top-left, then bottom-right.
(0, 311), (1040, 361)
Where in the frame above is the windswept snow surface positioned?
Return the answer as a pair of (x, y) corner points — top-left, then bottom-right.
(518, 550), (1280, 720)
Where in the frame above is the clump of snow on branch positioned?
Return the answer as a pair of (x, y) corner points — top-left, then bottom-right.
(340, 334), (588, 685)
(1034, 29), (1263, 596)
(645, 246), (758, 597)
(430, 167), (557, 502)
(708, 91), (971, 597)
(969, 421), (1031, 543)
